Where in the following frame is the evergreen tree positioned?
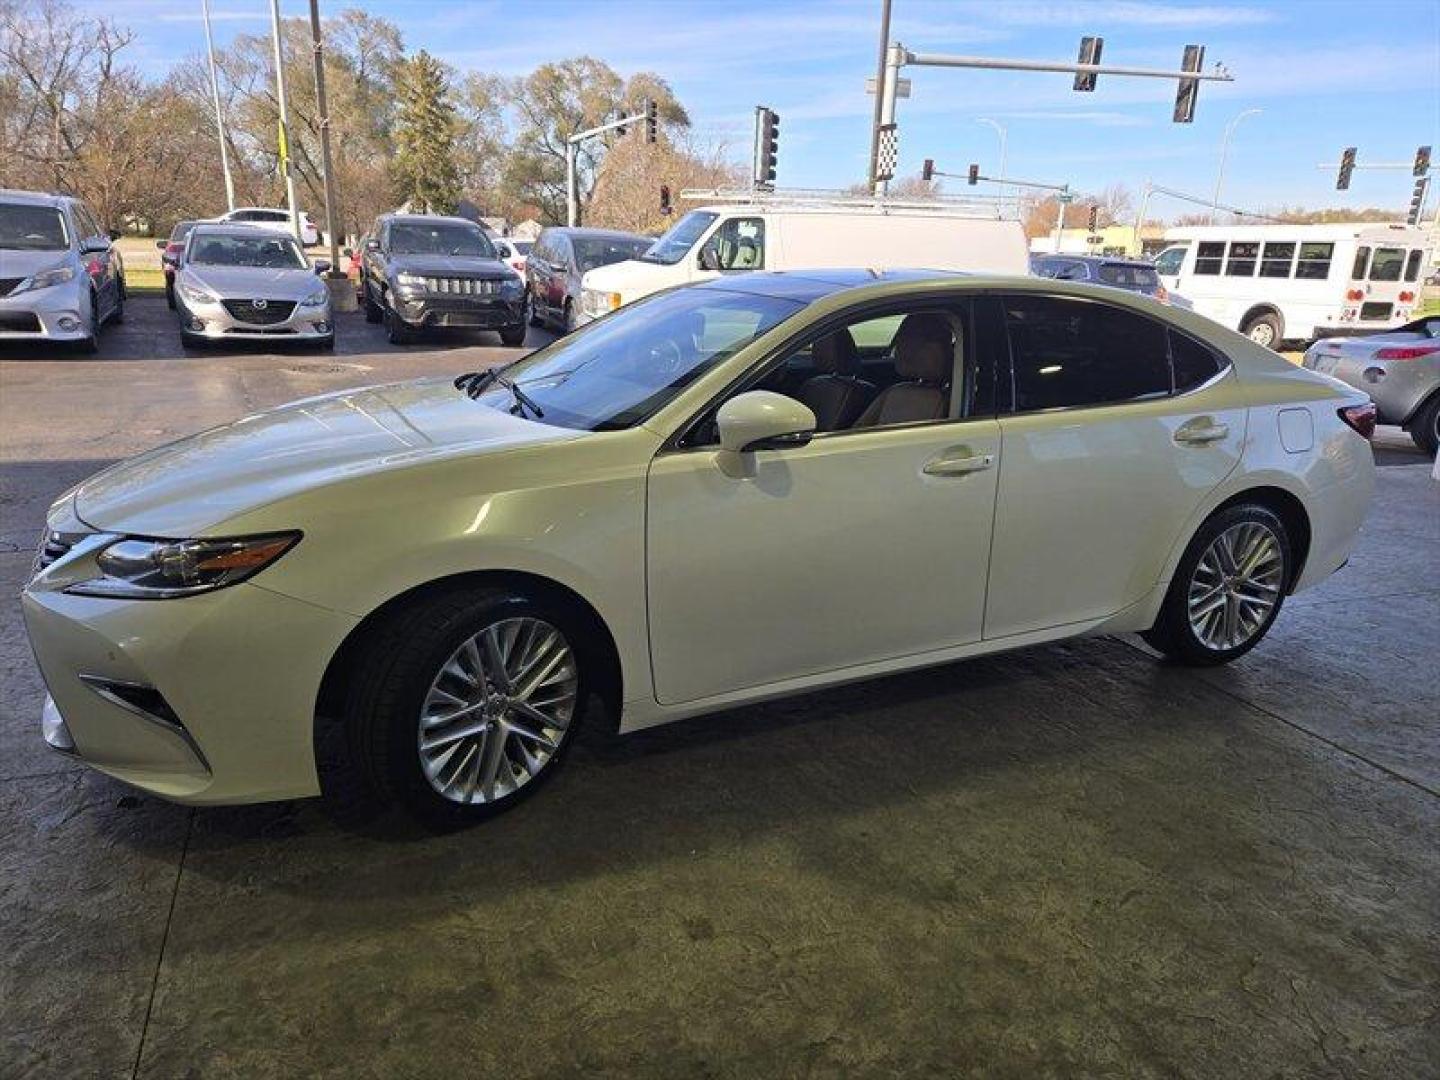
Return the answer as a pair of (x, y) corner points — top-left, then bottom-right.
(391, 50), (461, 214)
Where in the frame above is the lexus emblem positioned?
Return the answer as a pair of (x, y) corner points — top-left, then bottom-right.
(251, 298), (268, 310)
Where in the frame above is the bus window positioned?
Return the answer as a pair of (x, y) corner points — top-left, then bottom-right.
(1368, 247), (1405, 282)
(1259, 242), (1295, 278)
(1225, 241), (1259, 276)
(1350, 246), (1370, 279)
(1404, 250), (1424, 283)
(1194, 242), (1224, 275)
(1295, 242), (1334, 279)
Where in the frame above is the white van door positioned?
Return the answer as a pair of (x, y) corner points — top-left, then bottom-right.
(693, 214), (768, 282)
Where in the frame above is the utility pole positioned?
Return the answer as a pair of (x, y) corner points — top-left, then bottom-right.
(201, 0), (236, 211)
(866, 0), (893, 193)
(1211, 108), (1261, 224)
(268, 0), (302, 244)
(307, 0), (341, 272)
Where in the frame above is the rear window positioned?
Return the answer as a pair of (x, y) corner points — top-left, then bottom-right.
(0, 204), (68, 250)
(1097, 264), (1159, 288)
(1295, 242), (1334, 280)
(1368, 247), (1404, 282)
(1194, 242), (1225, 275)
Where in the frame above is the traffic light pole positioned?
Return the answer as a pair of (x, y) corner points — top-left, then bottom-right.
(565, 101), (658, 226)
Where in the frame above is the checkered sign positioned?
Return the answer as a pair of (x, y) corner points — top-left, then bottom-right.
(876, 123), (899, 182)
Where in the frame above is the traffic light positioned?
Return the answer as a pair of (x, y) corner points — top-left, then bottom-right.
(1173, 44), (1204, 123)
(1087, 204), (1099, 231)
(754, 107), (780, 187)
(922, 158), (934, 182)
(1074, 36), (1104, 92)
(967, 163), (979, 186)
(1337, 146), (1356, 190)
(1415, 145), (1432, 177)
(1408, 176), (1430, 226)
(645, 99), (658, 145)
(659, 183), (672, 215)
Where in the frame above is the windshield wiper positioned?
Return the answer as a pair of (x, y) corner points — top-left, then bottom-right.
(453, 364), (544, 419)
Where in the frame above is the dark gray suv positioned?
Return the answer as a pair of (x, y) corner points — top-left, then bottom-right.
(1031, 254), (1168, 302)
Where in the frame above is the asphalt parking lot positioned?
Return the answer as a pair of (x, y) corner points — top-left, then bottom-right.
(1, 297), (1437, 1078)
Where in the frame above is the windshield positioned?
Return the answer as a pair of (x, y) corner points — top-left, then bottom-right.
(189, 233), (307, 268)
(573, 236), (652, 272)
(640, 210), (718, 265)
(0, 204), (68, 251)
(389, 221), (495, 258)
(1098, 263), (1160, 288)
(471, 286), (801, 430)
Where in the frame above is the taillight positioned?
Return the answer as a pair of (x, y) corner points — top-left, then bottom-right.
(1338, 402), (1377, 439)
(1345, 288), (1365, 301)
(1376, 345), (1440, 360)
(1397, 291), (1415, 303)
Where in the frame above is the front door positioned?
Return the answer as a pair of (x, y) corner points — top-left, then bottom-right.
(981, 293), (1245, 639)
(645, 299), (1000, 706)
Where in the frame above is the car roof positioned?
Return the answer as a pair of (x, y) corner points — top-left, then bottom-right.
(0, 189), (73, 208)
(189, 223), (300, 240)
(542, 227), (649, 240)
(695, 268), (963, 303)
(382, 214), (480, 227)
(1034, 253), (1154, 268)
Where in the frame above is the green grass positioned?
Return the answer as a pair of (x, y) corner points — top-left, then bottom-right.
(125, 267), (166, 293)
(1418, 297), (1440, 318)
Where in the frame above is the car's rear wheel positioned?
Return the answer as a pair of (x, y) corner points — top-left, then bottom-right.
(346, 588), (588, 827)
(562, 299), (575, 335)
(110, 280), (125, 324)
(165, 279), (176, 310)
(1409, 394), (1440, 457)
(527, 291), (542, 327)
(1241, 311), (1282, 349)
(1142, 504), (1291, 666)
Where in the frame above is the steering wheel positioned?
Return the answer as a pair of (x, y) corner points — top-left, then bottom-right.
(639, 337), (684, 376)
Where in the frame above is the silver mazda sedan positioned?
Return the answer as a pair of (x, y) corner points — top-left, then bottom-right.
(174, 224), (333, 349)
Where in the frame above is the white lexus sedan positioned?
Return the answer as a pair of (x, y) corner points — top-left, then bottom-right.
(23, 271), (1376, 826)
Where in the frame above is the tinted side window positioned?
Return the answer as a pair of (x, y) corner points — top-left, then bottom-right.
(1004, 296), (1171, 413)
(1225, 241), (1259, 276)
(1351, 246), (1370, 279)
(1170, 329), (1225, 393)
(1194, 242), (1224, 275)
(1404, 250), (1423, 283)
(1259, 242), (1295, 278)
(1295, 242), (1333, 279)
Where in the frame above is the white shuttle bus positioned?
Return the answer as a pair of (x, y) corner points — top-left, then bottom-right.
(1154, 223), (1431, 347)
(576, 194), (1029, 325)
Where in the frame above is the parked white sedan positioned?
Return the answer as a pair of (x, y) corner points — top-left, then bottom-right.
(23, 270), (1376, 825)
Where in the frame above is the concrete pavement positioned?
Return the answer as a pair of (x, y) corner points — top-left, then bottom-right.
(2, 298), (1437, 1079)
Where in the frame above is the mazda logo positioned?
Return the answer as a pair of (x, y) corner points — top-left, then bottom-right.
(252, 298), (268, 310)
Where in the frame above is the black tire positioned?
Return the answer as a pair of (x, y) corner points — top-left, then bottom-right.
(1142, 503), (1291, 666)
(1408, 394), (1440, 457)
(499, 324), (526, 347)
(527, 292), (542, 327)
(561, 299), (575, 335)
(344, 586), (593, 827)
(165, 279), (175, 310)
(179, 331), (205, 351)
(385, 304), (416, 345)
(314, 334), (336, 352)
(1240, 310), (1283, 349)
(110, 282), (125, 324)
(363, 281), (383, 323)
(74, 292), (100, 354)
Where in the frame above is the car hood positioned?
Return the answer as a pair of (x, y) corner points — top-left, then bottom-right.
(581, 258), (672, 297)
(386, 254), (514, 278)
(73, 377), (580, 537)
(0, 248), (75, 280)
(184, 264), (322, 299)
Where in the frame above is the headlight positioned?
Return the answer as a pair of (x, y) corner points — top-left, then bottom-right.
(178, 280), (218, 305)
(13, 264), (76, 294)
(298, 287), (328, 308)
(582, 288), (622, 316)
(396, 272), (428, 290)
(67, 533), (300, 599)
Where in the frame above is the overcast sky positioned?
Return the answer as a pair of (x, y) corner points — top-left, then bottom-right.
(85, 0), (1440, 214)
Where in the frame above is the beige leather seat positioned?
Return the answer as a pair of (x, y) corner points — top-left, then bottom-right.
(851, 313), (954, 427)
(796, 328), (875, 431)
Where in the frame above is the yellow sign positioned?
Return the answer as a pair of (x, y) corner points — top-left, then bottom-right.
(277, 120), (290, 175)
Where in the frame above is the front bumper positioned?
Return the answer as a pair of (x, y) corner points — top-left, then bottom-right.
(392, 293), (524, 330)
(0, 285), (90, 341)
(179, 296), (333, 341)
(23, 537), (358, 804)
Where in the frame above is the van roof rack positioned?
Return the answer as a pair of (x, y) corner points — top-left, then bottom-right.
(678, 187), (1020, 220)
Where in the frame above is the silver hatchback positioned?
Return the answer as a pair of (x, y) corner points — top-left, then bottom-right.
(174, 224), (333, 349)
(1302, 316), (1440, 455)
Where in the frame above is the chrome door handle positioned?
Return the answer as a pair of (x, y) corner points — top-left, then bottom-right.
(1175, 421), (1229, 445)
(923, 452), (994, 477)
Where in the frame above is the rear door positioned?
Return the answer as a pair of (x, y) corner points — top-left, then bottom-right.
(982, 292), (1245, 639)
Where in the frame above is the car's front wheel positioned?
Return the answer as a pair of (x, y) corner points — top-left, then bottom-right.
(499, 324), (526, 347)
(1142, 504), (1291, 666)
(363, 282), (383, 324)
(346, 587), (588, 826)
(385, 304), (417, 345)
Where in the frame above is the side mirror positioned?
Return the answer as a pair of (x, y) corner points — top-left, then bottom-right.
(365, 238), (380, 252)
(313, 259), (331, 274)
(80, 237), (110, 254)
(341, 247), (353, 258)
(108, 229), (121, 241)
(155, 239), (168, 250)
(716, 391), (816, 454)
(697, 245), (720, 272)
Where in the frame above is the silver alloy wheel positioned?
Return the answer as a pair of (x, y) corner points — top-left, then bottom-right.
(417, 616), (578, 804)
(1187, 521), (1284, 651)
(1248, 321), (1276, 346)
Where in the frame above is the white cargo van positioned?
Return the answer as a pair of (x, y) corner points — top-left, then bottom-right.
(576, 201), (1029, 324)
(1155, 223), (1431, 346)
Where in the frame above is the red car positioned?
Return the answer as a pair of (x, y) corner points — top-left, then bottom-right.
(154, 220), (199, 309)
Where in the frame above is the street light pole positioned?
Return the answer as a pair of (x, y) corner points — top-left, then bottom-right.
(268, 0), (302, 244)
(977, 117), (1007, 199)
(201, 0), (236, 211)
(1211, 107), (1261, 224)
